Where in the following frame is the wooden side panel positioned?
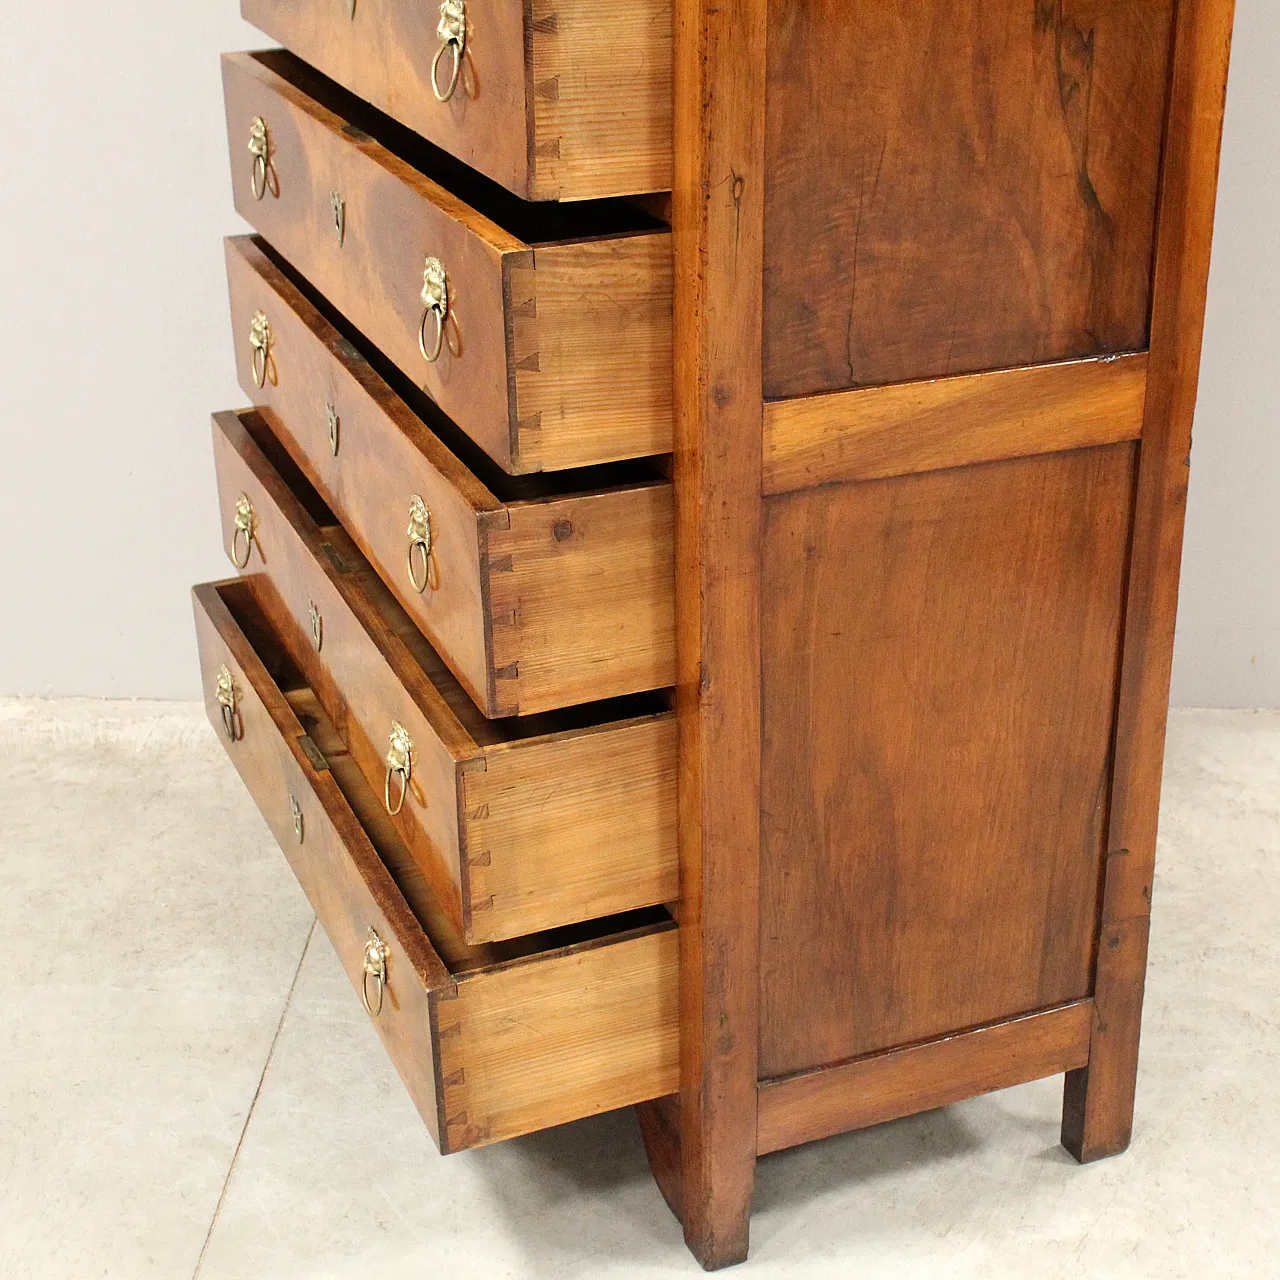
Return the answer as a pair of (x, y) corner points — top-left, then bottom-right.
(759, 444), (1136, 1079)
(762, 0), (1176, 397)
(463, 715), (678, 939)
(508, 234), (674, 472)
(485, 485), (676, 716)
(757, 1001), (1093, 1155)
(193, 582), (451, 1147)
(225, 236), (495, 709)
(1063, 0), (1237, 1163)
(240, 0), (533, 196)
(222, 52), (524, 471)
(763, 353), (1148, 494)
(529, 0), (674, 200)
(436, 926), (680, 1150)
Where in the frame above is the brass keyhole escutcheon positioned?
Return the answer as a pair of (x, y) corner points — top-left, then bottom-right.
(330, 191), (345, 247)
(215, 665), (241, 743)
(249, 310), (274, 389)
(418, 257), (449, 364)
(309, 600), (323, 652)
(326, 401), (340, 456)
(406, 495), (435, 594)
(230, 493), (256, 568)
(384, 722), (413, 817)
(362, 928), (389, 1016)
(247, 116), (278, 200)
(432, 0), (466, 102)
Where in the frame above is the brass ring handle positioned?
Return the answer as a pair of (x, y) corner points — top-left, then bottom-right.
(290, 794), (305, 843)
(249, 310), (272, 389)
(384, 721), (413, 817)
(431, 0), (466, 102)
(309, 600), (323, 651)
(230, 492), (256, 568)
(247, 117), (276, 200)
(418, 257), (448, 363)
(406, 495), (433, 594)
(215, 665), (241, 743)
(361, 928), (389, 1017)
(326, 401), (340, 456)
(330, 190), (345, 248)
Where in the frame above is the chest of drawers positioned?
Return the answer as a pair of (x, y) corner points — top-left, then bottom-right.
(195, 0), (1236, 1267)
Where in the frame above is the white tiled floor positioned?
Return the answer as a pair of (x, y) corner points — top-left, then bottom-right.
(2, 699), (1277, 1278)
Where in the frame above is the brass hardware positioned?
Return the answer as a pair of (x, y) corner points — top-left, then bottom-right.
(406, 495), (434, 594)
(309, 600), (323, 651)
(249, 310), (273, 388)
(298, 734), (328, 772)
(215, 665), (241, 742)
(289, 794), (305, 843)
(326, 401), (340, 456)
(247, 116), (277, 200)
(384, 721), (413, 817)
(431, 0), (466, 102)
(230, 492), (256, 568)
(361, 928), (389, 1016)
(346, 0), (356, 18)
(330, 191), (345, 247)
(418, 257), (449, 363)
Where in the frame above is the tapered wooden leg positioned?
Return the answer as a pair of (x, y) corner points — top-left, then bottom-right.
(1061, 916), (1151, 1161)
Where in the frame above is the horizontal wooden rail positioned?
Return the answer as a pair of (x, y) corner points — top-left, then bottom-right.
(763, 355), (1148, 494)
(756, 1000), (1094, 1155)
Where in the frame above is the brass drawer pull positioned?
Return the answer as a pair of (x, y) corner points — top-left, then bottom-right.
(247, 116), (278, 200)
(384, 722), (413, 817)
(406, 495), (435, 593)
(249, 310), (274, 388)
(431, 0), (466, 103)
(215, 665), (242, 742)
(309, 600), (323, 651)
(289, 794), (305, 843)
(326, 401), (340, 456)
(330, 190), (345, 247)
(418, 256), (449, 363)
(361, 927), (389, 1016)
(230, 493), (257, 568)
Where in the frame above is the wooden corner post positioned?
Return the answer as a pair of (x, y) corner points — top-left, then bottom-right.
(1062, 0), (1236, 1161)
(670, 0), (767, 1268)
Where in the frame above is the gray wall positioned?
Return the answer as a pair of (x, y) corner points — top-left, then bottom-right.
(0, 4), (1274, 705)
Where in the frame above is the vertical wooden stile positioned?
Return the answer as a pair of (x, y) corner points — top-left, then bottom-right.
(670, 0), (767, 1267)
(1062, 0), (1236, 1161)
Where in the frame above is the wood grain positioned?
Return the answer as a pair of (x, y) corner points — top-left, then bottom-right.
(759, 444), (1135, 1078)
(763, 353), (1148, 494)
(529, 0), (674, 200)
(668, 0), (767, 1267)
(210, 409), (678, 944)
(222, 51), (671, 474)
(1063, 0), (1237, 1165)
(757, 1001), (1094, 1156)
(224, 236), (676, 715)
(196, 580), (680, 1153)
(762, 0), (1176, 396)
(241, 0), (672, 200)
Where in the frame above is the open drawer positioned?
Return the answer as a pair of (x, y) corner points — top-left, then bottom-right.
(222, 50), (672, 474)
(193, 579), (679, 1151)
(209, 409), (676, 943)
(223, 237), (675, 719)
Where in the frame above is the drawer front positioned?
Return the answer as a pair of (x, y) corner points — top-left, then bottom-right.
(193, 581), (680, 1151)
(225, 235), (496, 712)
(225, 240), (677, 717)
(192, 581), (450, 1147)
(212, 408), (678, 945)
(211, 410), (473, 937)
(223, 51), (519, 471)
(222, 52), (673, 474)
(239, 0), (673, 201)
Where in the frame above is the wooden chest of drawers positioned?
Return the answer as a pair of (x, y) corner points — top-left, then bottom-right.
(196, 0), (1236, 1268)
